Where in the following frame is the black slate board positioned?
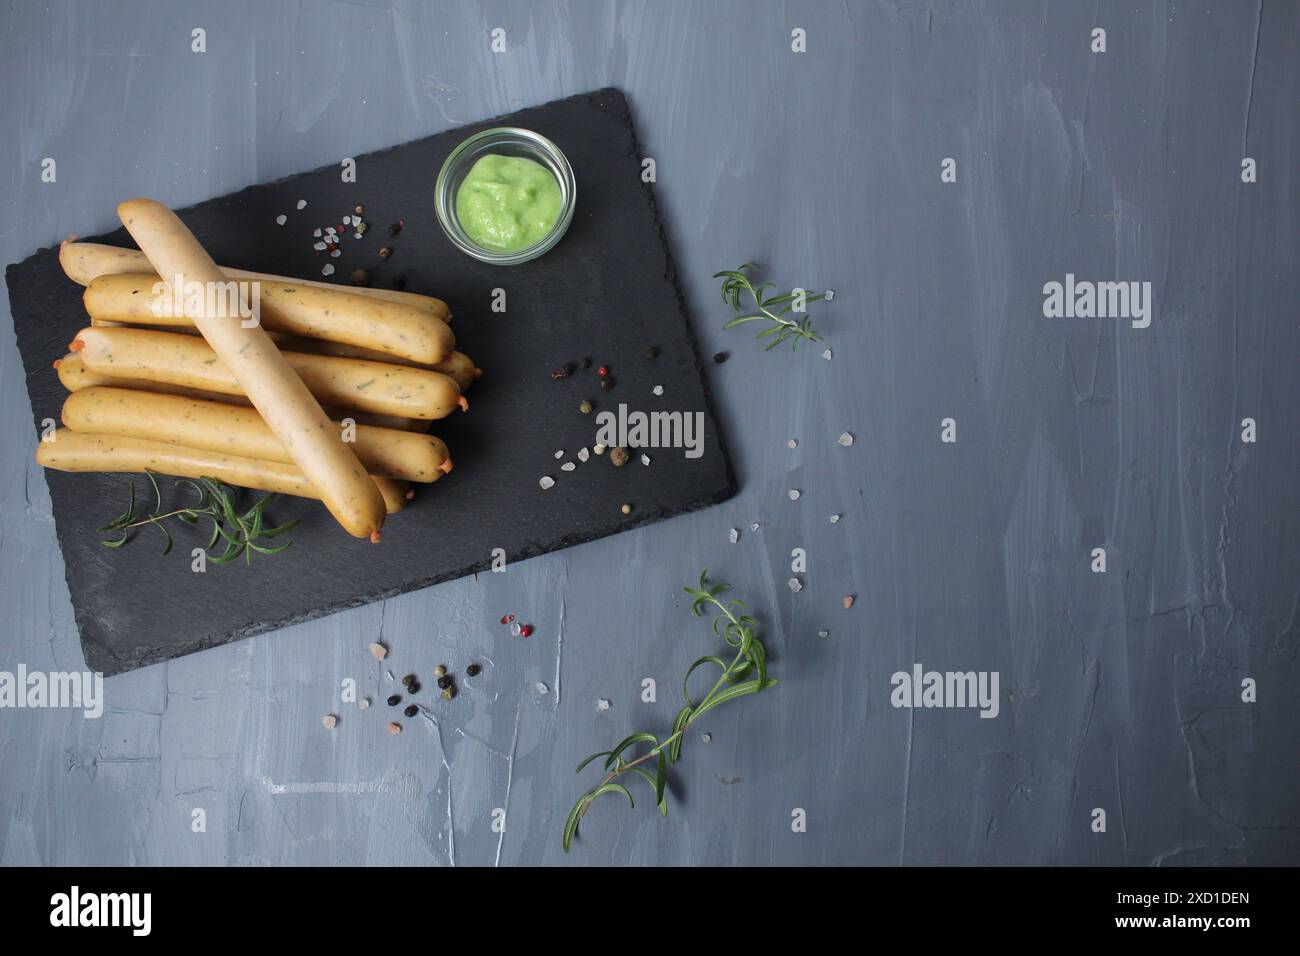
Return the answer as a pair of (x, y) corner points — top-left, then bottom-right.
(5, 88), (735, 676)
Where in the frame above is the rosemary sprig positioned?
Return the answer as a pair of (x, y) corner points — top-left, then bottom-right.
(714, 262), (827, 350)
(563, 570), (777, 852)
(98, 471), (298, 564)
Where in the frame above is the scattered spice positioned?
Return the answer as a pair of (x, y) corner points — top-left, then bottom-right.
(388, 220), (404, 236)
(538, 476), (555, 490)
(579, 357), (592, 370)
(378, 246), (393, 258)
(296, 199), (307, 210)
(843, 595), (855, 609)
(829, 514), (841, 524)
(386, 694), (402, 707)
(788, 489), (801, 501)
(817, 629), (830, 638)
(788, 438), (798, 449)
(466, 663), (482, 677)
(596, 698), (611, 712)
(519, 624), (534, 638)
(436, 675), (453, 691)
(321, 714), (337, 730)
(788, 577), (803, 593)
(593, 443), (607, 455)
(610, 447), (629, 467)
(510, 621), (522, 636)
(652, 385), (664, 396)
(644, 346), (658, 360)
(403, 704), (418, 718)
(713, 351), (729, 364)
(552, 363), (574, 381)
(597, 365), (610, 378)
(579, 400), (593, 414)
(822, 348), (832, 361)
(600, 377), (614, 391)
(640, 453), (651, 466)
(561, 462), (576, 472)
(440, 686), (455, 701)
(358, 698), (370, 710)
(387, 722), (402, 735)
(729, 527), (739, 544)
(350, 268), (369, 286)
(321, 264), (335, 276)
(368, 642), (388, 661)
(500, 614), (515, 624)
(401, 674), (416, 687)
(354, 204), (365, 215)
(838, 432), (855, 447)
(577, 447), (590, 462)
(620, 503), (632, 515)
(275, 214), (287, 226)
(434, 664), (447, 677)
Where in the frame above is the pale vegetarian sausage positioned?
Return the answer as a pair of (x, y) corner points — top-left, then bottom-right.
(54, 353), (434, 433)
(59, 239), (451, 318)
(71, 325), (466, 420)
(84, 273), (455, 365)
(115, 198), (387, 540)
(37, 429), (410, 513)
(63, 387), (453, 483)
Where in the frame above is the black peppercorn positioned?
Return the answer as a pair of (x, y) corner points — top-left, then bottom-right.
(386, 694), (402, 707)
(466, 663), (481, 677)
(388, 220), (404, 236)
(406, 681), (420, 694)
(579, 357), (592, 370)
(713, 351), (729, 364)
(644, 346), (658, 360)
(436, 674), (453, 690)
(401, 674), (416, 687)
(403, 704), (419, 718)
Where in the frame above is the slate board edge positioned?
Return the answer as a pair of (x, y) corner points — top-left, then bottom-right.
(5, 87), (738, 677)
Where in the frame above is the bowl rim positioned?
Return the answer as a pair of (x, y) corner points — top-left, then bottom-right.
(435, 126), (577, 265)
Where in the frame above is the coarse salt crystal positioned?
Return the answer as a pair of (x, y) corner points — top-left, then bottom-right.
(593, 444), (606, 455)
(729, 528), (739, 544)
(296, 199), (307, 210)
(561, 462), (576, 472)
(534, 682), (549, 695)
(817, 629), (829, 638)
(342, 215), (352, 225)
(368, 642), (387, 660)
(313, 228), (322, 238)
(313, 242), (327, 251)
(824, 289), (835, 301)
(701, 733), (712, 743)
(788, 439), (798, 449)
(353, 232), (363, 240)
(640, 453), (651, 466)
(322, 264), (335, 276)
(330, 249), (341, 258)
(750, 522), (760, 532)
(788, 577), (803, 592)
(577, 447), (590, 462)
(538, 476), (555, 490)
(511, 621), (522, 635)
(788, 489), (801, 501)
(358, 698), (370, 710)
(822, 348), (833, 360)
(554, 450), (564, 459)
(325, 226), (336, 235)
(321, 714), (337, 730)
(829, 514), (841, 524)
(596, 699), (611, 712)
(652, 385), (664, 396)
(838, 431), (855, 447)
(275, 214), (287, 226)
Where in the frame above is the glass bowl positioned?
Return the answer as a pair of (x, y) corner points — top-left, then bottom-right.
(434, 127), (576, 265)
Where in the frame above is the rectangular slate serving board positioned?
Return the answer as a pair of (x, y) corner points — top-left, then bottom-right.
(5, 88), (735, 676)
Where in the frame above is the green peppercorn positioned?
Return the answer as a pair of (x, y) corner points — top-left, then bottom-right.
(433, 665), (447, 677)
(441, 685), (456, 701)
(579, 400), (593, 414)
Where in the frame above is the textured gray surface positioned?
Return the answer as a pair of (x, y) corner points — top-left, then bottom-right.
(1, 0), (1296, 866)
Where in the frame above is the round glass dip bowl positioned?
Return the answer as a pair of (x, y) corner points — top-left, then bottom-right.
(435, 127), (576, 265)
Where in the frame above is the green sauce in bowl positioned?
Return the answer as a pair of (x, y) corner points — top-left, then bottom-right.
(454, 154), (563, 253)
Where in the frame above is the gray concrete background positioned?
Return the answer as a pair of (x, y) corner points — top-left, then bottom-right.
(1, 0), (1296, 866)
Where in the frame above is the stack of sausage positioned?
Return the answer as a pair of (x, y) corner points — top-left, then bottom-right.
(36, 199), (480, 541)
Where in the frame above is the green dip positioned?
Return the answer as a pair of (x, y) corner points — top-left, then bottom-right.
(455, 154), (563, 252)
